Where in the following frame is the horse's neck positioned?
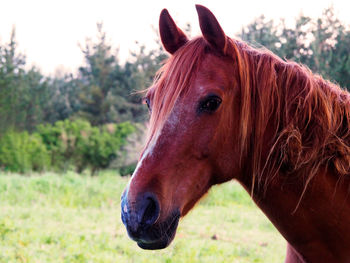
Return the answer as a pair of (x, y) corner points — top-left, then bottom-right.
(233, 52), (350, 261)
(238, 167), (350, 262)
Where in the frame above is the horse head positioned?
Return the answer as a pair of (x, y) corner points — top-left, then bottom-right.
(121, 5), (243, 249)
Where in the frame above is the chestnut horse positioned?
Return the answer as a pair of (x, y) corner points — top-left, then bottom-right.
(121, 5), (350, 262)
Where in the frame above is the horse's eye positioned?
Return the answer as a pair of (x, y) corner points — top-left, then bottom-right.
(144, 98), (151, 112)
(198, 95), (222, 113)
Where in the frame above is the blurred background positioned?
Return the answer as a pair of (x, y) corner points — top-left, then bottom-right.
(0, 0), (349, 262)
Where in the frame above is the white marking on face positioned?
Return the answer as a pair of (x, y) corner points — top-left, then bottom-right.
(126, 102), (182, 190)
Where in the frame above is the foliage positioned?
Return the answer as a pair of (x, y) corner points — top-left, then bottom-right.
(0, 28), (51, 133)
(239, 7), (350, 89)
(119, 163), (137, 176)
(43, 74), (81, 125)
(36, 119), (90, 171)
(74, 121), (135, 175)
(0, 120), (134, 174)
(76, 23), (166, 125)
(36, 119), (135, 174)
(77, 24), (119, 125)
(0, 130), (50, 173)
(0, 23), (164, 135)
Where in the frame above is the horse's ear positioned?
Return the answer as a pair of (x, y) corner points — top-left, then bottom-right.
(159, 9), (188, 54)
(196, 5), (227, 53)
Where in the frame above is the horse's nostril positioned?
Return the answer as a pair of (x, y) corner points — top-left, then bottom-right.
(140, 194), (160, 227)
(121, 192), (160, 239)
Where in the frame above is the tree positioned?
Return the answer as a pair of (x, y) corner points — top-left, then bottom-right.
(76, 23), (117, 125)
(240, 15), (280, 54)
(43, 74), (81, 124)
(239, 6), (350, 89)
(76, 23), (167, 125)
(0, 28), (50, 133)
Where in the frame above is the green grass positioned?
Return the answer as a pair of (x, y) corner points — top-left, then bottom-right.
(0, 171), (286, 262)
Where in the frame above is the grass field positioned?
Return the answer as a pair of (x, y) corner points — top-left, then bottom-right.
(0, 171), (286, 263)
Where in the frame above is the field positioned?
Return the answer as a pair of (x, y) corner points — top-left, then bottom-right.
(0, 171), (286, 263)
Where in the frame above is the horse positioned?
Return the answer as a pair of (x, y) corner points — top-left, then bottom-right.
(121, 5), (350, 262)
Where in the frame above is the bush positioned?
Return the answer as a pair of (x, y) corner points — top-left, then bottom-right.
(36, 119), (135, 174)
(74, 121), (135, 175)
(0, 120), (135, 174)
(36, 119), (92, 171)
(119, 163), (137, 177)
(0, 131), (50, 173)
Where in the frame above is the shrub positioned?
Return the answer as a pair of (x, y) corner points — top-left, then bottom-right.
(27, 133), (51, 172)
(0, 120), (135, 174)
(0, 131), (50, 173)
(36, 119), (135, 174)
(36, 119), (92, 171)
(119, 163), (137, 177)
(75, 121), (135, 175)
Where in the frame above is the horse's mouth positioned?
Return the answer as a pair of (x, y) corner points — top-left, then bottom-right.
(133, 211), (181, 250)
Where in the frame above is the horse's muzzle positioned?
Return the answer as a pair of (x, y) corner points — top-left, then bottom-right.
(121, 190), (180, 249)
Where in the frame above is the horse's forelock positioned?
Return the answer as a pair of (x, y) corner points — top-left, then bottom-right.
(145, 37), (208, 145)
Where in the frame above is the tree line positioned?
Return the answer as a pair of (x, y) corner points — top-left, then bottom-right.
(0, 24), (167, 174)
(0, 24), (167, 133)
(0, 7), (349, 174)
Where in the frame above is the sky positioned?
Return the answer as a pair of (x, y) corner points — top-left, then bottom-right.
(0, 0), (349, 76)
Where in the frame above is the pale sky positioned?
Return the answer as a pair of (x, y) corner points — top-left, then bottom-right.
(0, 0), (348, 76)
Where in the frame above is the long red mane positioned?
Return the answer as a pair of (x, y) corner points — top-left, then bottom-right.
(148, 36), (350, 194)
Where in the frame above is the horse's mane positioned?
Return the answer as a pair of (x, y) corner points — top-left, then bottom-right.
(149, 36), (350, 194)
(236, 40), (350, 189)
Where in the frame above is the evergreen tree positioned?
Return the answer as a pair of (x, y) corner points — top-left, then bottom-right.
(76, 24), (167, 125)
(77, 23), (117, 125)
(239, 6), (350, 89)
(0, 28), (50, 132)
(43, 74), (80, 124)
